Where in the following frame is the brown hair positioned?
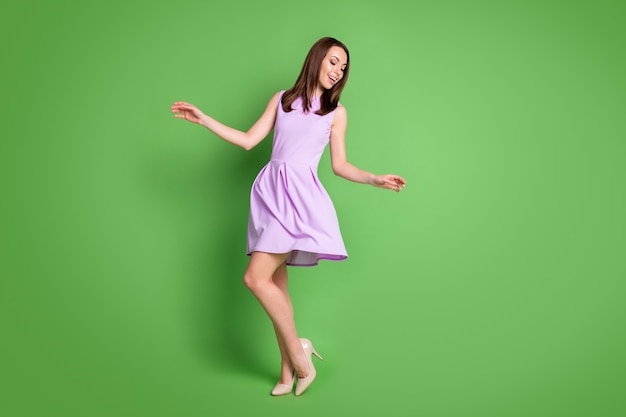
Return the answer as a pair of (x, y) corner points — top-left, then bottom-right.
(281, 37), (350, 116)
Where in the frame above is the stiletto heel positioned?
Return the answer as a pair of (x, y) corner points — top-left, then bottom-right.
(271, 371), (295, 396)
(310, 344), (323, 361)
(295, 338), (323, 396)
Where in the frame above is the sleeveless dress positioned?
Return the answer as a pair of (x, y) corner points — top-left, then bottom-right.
(246, 91), (348, 266)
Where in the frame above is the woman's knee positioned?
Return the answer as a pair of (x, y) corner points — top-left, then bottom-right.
(243, 252), (288, 291)
(243, 270), (260, 291)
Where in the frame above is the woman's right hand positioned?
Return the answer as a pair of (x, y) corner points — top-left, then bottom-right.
(171, 101), (206, 125)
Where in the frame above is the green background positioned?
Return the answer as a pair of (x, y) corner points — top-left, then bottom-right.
(2, 0), (625, 416)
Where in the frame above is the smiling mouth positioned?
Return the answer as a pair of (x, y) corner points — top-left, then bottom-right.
(329, 76), (337, 84)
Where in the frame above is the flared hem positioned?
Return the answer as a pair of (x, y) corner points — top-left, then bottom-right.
(247, 249), (348, 267)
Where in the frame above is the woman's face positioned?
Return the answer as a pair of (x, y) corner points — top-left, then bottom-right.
(317, 46), (348, 92)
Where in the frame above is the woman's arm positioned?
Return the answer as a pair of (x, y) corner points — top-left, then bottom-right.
(329, 105), (406, 192)
(171, 92), (280, 151)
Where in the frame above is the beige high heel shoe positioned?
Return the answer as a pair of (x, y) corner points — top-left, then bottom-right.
(295, 338), (323, 396)
(271, 371), (295, 396)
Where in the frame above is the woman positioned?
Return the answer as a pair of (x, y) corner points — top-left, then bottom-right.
(171, 37), (406, 396)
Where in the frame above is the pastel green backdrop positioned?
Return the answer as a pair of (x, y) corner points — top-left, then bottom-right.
(1, 0), (624, 416)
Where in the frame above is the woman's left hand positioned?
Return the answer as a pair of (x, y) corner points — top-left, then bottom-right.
(372, 174), (406, 192)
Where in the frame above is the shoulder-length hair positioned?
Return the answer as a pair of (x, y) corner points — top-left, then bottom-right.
(281, 37), (350, 116)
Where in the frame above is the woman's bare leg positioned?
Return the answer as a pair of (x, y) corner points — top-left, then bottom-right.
(243, 252), (308, 378)
(271, 262), (294, 384)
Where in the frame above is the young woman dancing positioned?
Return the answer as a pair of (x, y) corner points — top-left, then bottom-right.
(171, 37), (406, 396)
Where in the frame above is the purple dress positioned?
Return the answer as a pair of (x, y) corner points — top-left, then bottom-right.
(246, 91), (348, 266)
